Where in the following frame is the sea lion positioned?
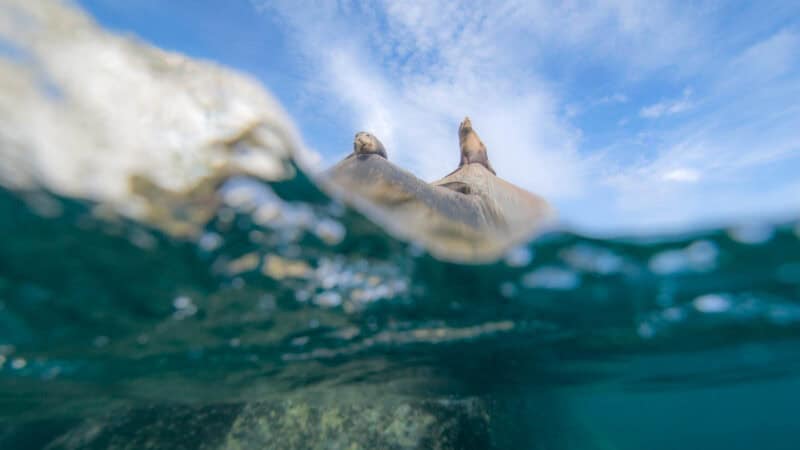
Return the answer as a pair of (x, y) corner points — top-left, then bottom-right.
(322, 124), (555, 262)
(352, 131), (387, 159)
(326, 132), (489, 229)
(432, 117), (555, 238)
(457, 117), (495, 175)
(323, 132), (496, 260)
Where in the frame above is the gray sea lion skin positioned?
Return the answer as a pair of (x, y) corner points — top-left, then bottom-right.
(457, 116), (495, 175)
(325, 134), (492, 231)
(434, 117), (554, 237)
(352, 131), (387, 159)
(322, 125), (555, 262)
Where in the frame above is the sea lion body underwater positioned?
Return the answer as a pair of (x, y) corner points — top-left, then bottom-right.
(322, 120), (555, 262)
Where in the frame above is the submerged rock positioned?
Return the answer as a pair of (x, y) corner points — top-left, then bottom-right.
(224, 398), (490, 450)
(42, 398), (491, 450)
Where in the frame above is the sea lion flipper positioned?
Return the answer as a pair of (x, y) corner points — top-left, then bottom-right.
(353, 131), (387, 159)
(457, 117), (495, 175)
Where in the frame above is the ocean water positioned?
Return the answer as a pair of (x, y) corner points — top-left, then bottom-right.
(2, 2), (800, 448)
(1, 172), (799, 449)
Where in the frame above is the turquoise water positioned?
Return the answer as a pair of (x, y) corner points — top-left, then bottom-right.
(1, 169), (799, 449)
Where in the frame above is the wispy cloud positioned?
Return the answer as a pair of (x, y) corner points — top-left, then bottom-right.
(662, 168), (701, 183)
(640, 88), (694, 119)
(245, 0), (800, 232)
(255, 0), (599, 198)
(727, 29), (800, 83)
(598, 93), (629, 105)
(253, 0), (713, 198)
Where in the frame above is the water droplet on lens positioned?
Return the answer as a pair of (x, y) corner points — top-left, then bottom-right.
(93, 336), (109, 347)
(295, 290), (311, 303)
(198, 232), (222, 252)
(129, 228), (157, 250)
(499, 282), (518, 298)
(637, 322), (656, 339)
(23, 192), (63, 218)
(728, 224), (774, 245)
(693, 294), (731, 313)
(253, 203), (281, 225)
(291, 336), (309, 346)
(521, 266), (579, 290)
(173, 295), (192, 309)
(407, 243), (425, 258)
(258, 295), (276, 311)
(661, 307), (686, 322)
(686, 240), (718, 269)
(172, 296), (198, 319)
(648, 250), (687, 275)
(42, 366), (61, 380)
(503, 246), (533, 268)
(226, 252), (260, 275)
(560, 244), (623, 275)
(313, 291), (342, 308)
(217, 208), (236, 224)
(11, 358), (26, 369)
(768, 305), (800, 325)
(314, 219), (346, 245)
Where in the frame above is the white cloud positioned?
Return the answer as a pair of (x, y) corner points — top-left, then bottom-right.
(728, 29), (800, 83)
(252, 1), (800, 233)
(662, 168), (700, 183)
(256, 0), (599, 199)
(640, 88), (694, 118)
(567, 93), (628, 118)
(597, 93), (629, 104)
(253, 0), (710, 201)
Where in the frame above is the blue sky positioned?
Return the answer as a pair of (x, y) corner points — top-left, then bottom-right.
(78, 0), (800, 234)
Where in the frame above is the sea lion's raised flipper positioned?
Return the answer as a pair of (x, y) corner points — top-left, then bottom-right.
(353, 131), (387, 159)
(458, 117), (495, 175)
(432, 117), (556, 240)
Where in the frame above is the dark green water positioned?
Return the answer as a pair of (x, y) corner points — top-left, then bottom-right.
(1, 172), (799, 449)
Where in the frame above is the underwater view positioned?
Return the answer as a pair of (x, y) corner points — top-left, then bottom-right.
(2, 1), (800, 449)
